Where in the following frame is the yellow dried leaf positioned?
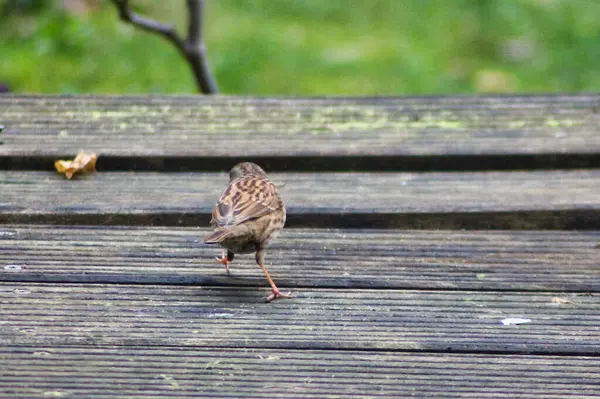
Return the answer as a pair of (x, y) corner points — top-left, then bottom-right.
(55, 152), (98, 179)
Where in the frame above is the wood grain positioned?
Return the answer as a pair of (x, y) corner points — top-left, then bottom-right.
(0, 226), (598, 291)
(1, 94), (599, 171)
(0, 170), (599, 228)
(2, 94), (599, 397)
(1, 346), (599, 398)
(1, 283), (598, 354)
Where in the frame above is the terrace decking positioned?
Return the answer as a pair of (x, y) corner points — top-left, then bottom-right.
(0, 94), (599, 398)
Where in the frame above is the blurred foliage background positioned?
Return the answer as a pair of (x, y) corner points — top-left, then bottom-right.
(1, 0), (600, 95)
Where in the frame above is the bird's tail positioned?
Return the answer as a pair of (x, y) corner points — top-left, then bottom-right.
(203, 227), (234, 244)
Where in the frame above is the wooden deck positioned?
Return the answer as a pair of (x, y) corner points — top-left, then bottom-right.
(0, 95), (599, 398)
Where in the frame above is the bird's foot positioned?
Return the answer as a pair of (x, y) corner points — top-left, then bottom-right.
(215, 253), (230, 275)
(265, 288), (293, 302)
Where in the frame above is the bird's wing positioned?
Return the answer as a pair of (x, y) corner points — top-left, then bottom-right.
(211, 175), (282, 228)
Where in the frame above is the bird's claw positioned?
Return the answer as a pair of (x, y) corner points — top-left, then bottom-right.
(265, 289), (293, 302)
(215, 255), (230, 275)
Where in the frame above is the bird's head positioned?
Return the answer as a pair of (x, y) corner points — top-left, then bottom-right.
(229, 162), (268, 181)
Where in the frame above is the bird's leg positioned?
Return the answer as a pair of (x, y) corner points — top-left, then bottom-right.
(256, 249), (292, 302)
(216, 250), (234, 275)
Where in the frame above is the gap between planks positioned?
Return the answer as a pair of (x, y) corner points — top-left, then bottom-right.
(1, 154), (600, 173)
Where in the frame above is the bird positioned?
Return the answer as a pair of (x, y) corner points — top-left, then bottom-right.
(203, 162), (290, 302)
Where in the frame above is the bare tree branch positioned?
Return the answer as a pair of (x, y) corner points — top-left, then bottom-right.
(110, 0), (218, 94)
(187, 0), (202, 47)
(183, 0), (218, 94)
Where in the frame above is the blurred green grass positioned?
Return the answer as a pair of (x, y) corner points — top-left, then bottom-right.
(2, 0), (600, 95)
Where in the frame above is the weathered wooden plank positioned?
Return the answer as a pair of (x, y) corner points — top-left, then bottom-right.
(1, 94), (600, 171)
(0, 226), (598, 291)
(1, 283), (598, 354)
(0, 170), (599, 228)
(1, 346), (599, 399)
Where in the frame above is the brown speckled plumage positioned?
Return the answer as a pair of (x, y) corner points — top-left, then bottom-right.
(204, 162), (290, 302)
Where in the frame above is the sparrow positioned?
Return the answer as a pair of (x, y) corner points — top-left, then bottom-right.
(203, 162), (290, 302)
